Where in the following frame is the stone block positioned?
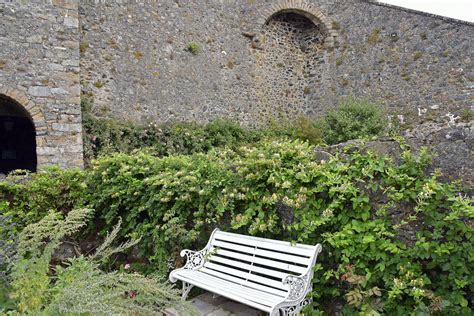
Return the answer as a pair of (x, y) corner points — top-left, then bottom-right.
(207, 309), (230, 316)
(219, 301), (263, 316)
(37, 147), (61, 155)
(191, 298), (220, 315)
(51, 88), (69, 95)
(51, 123), (82, 132)
(64, 16), (79, 28)
(28, 86), (51, 97)
(52, 0), (78, 10)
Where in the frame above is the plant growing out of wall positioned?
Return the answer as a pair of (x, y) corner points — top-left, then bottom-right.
(413, 51), (423, 61)
(323, 98), (385, 144)
(367, 29), (382, 45)
(93, 80), (105, 88)
(133, 51), (144, 60)
(185, 42), (200, 55)
(79, 42), (88, 54)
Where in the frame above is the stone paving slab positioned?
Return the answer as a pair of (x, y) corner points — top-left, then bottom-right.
(165, 292), (264, 315)
(191, 292), (264, 316)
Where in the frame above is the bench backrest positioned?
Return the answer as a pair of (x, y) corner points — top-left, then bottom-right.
(202, 229), (322, 298)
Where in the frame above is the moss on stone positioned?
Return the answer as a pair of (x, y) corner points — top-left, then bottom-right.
(79, 42), (88, 54)
(133, 51), (144, 60)
(460, 109), (473, 122)
(185, 42), (200, 55)
(93, 80), (105, 88)
(413, 51), (423, 61)
(367, 29), (381, 45)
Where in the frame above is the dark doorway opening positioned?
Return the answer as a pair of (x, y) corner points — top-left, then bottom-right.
(0, 95), (37, 174)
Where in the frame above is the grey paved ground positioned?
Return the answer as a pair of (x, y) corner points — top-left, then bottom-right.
(166, 292), (264, 315)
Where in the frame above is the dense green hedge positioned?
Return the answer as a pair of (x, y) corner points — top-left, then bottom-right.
(1, 140), (472, 314)
(81, 97), (386, 163)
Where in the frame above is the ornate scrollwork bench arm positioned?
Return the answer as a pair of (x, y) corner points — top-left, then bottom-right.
(270, 244), (322, 316)
(181, 248), (208, 270)
(169, 248), (209, 299)
(168, 228), (220, 299)
(270, 274), (313, 316)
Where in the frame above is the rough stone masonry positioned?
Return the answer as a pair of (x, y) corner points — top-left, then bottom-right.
(0, 0), (472, 174)
(0, 0), (82, 169)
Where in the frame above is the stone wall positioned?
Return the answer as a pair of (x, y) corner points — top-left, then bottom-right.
(0, 0), (83, 169)
(80, 0), (473, 128)
(0, 0), (472, 171)
(324, 121), (474, 190)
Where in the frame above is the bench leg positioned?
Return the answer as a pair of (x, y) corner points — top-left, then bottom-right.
(182, 282), (193, 300)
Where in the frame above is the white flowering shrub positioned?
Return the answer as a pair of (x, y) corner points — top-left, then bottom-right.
(1, 139), (472, 314)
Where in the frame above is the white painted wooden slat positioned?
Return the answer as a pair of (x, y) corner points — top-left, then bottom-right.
(208, 255), (289, 280)
(212, 240), (312, 265)
(193, 276), (282, 303)
(200, 267), (289, 297)
(204, 262), (287, 290)
(214, 231), (315, 257)
(212, 239), (255, 255)
(174, 270), (284, 303)
(214, 248), (307, 274)
(174, 271), (277, 311)
(214, 231), (316, 249)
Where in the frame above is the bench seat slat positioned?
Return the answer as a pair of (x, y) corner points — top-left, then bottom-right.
(212, 240), (311, 265)
(208, 255), (289, 280)
(173, 269), (284, 302)
(213, 248), (307, 274)
(203, 262), (288, 290)
(200, 267), (289, 297)
(214, 231), (315, 257)
(172, 270), (284, 312)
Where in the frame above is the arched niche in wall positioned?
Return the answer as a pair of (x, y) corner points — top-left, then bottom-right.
(0, 94), (37, 174)
(249, 1), (338, 119)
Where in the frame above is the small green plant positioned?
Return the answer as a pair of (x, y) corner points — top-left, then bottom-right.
(442, 49), (450, 58)
(413, 51), (423, 61)
(340, 78), (349, 87)
(460, 108), (473, 122)
(324, 98), (384, 144)
(336, 56), (344, 66)
(133, 50), (144, 60)
(93, 80), (105, 88)
(367, 29), (381, 44)
(79, 42), (88, 54)
(185, 42), (200, 55)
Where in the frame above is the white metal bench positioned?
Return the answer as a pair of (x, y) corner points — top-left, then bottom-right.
(169, 228), (322, 316)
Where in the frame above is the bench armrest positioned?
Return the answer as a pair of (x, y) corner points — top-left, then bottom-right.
(180, 248), (208, 270)
(174, 229), (220, 271)
(282, 274), (312, 302)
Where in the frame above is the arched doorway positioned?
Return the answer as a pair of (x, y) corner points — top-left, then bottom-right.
(0, 94), (37, 173)
(250, 10), (330, 118)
